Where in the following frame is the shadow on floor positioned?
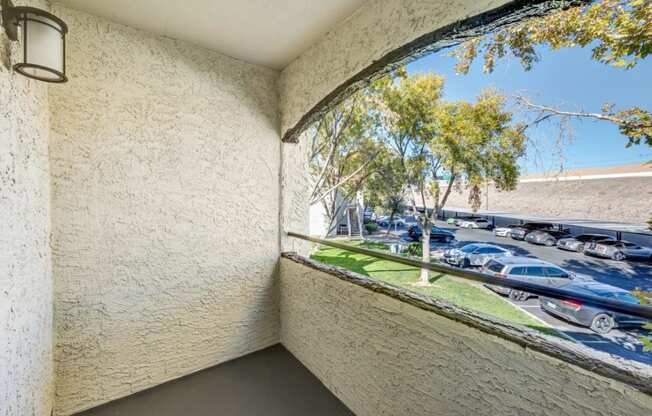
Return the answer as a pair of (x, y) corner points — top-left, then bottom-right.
(75, 344), (354, 416)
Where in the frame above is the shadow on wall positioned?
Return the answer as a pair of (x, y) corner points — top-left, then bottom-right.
(1, 31), (10, 69)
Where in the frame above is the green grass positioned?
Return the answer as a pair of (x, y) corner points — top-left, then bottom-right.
(311, 241), (558, 335)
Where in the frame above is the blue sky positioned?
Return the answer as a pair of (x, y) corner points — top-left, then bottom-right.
(407, 45), (652, 173)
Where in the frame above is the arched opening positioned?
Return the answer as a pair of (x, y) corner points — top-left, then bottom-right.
(285, 0), (652, 376)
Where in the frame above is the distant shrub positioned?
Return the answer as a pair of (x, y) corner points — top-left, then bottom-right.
(406, 242), (422, 257)
(632, 290), (652, 352)
(365, 223), (379, 233)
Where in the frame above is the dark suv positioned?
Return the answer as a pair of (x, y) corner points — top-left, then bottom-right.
(510, 222), (555, 240)
(407, 225), (455, 243)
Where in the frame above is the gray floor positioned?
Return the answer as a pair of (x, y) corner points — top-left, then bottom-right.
(76, 344), (354, 416)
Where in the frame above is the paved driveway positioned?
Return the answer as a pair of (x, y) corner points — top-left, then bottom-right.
(372, 222), (652, 364)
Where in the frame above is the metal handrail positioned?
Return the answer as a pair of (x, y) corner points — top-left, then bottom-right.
(287, 232), (652, 320)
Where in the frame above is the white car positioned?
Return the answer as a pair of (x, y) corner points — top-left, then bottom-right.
(443, 243), (512, 267)
(494, 224), (519, 237)
(459, 218), (492, 229)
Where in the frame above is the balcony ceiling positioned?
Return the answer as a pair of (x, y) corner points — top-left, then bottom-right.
(56, 0), (367, 69)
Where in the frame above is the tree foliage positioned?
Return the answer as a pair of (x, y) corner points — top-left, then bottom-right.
(452, 0), (652, 146)
(308, 92), (380, 235)
(632, 290), (652, 351)
(370, 71), (527, 283)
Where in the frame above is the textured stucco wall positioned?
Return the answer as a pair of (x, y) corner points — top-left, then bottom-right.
(48, 4), (281, 415)
(0, 1), (54, 414)
(443, 177), (652, 224)
(280, 257), (652, 416)
(278, 0), (513, 140)
(280, 130), (313, 256)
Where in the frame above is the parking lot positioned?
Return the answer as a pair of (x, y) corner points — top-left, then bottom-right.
(371, 220), (652, 364)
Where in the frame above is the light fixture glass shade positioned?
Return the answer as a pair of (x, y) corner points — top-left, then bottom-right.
(12, 7), (68, 83)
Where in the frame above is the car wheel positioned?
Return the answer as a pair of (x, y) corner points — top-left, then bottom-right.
(544, 239), (555, 247)
(577, 244), (585, 253)
(590, 313), (615, 334)
(508, 290), (528, 302)
(612, 251), (626, 261)
(461, 258), (471, 268)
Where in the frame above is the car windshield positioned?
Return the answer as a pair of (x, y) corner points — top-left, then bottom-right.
(460, 244), (479, 253)
(485, 260), (504, 273)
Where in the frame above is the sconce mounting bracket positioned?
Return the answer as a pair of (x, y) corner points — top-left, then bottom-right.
(1, 0), (19, 41)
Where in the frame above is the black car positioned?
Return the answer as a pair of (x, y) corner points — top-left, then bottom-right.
(540, 281), (648, 334)
(510, 222), (555, 240)
(407, 225), (455, 243)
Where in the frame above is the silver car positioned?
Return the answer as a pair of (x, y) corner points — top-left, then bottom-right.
(459, 218), (492, 229)
(525, 229), (571, 246)
(493, 224), (519, 237)
(584, 240), (652, 261)
(557, 234), (616, 253)
(482, 256), (590, 301)
(443, 243), (511, 268)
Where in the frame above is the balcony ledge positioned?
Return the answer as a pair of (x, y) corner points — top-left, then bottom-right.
(281, 252), (652, 395)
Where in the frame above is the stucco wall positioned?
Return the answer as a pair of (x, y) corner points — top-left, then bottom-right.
(278, 0), (516, 140)
(280, 257), (652, 416)
(443, 177), (652, 224)
(48, 4), (281, 414)
(280, 131), (313, 256)
(0, 1), (54, 414)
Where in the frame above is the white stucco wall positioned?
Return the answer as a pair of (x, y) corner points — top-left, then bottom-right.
(48, 4), (281, 414)
(0, 1), (54, 414)
(280, 132), (313, 256)
(278, 0), (512, 140)
(280, 257), (652, 416)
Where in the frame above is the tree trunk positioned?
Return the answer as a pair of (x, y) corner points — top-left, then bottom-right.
(356, 190), (365, 240)
(346, 208), (352, 238)
(420, 219), (431, 284)
(385, 208), (397, 236)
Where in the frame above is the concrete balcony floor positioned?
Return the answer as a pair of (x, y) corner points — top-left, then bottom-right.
(76, 344), (353, 416)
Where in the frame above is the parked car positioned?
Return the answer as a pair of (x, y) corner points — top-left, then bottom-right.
(556, 234), (616, 253)
(403, 215), (418, 228)
(376, 216), (406, 228)
(443, 243), (512, 268)
(584, 240), (652, 261)
(407, 225), (455, 243)
(458, 218), (493, 230)
(509, 222), (555, 240)
(446, 217), (457, 225)
(482, 256), (589, 301)
(453, 216), (483, 226)
(493, 224), (520, 238)
(525, 229), (571, 247)
(540, 282), (647, 334)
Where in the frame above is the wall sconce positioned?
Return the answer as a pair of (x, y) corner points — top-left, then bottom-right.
(1, 0), (67, 83)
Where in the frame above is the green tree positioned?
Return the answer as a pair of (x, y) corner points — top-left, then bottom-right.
(308, 92), (379, 236)
(363, 151), (406, 235)
(632, 290), (652, 351)
(372, 73), (527, 284)
(452, 0), (652, 147)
